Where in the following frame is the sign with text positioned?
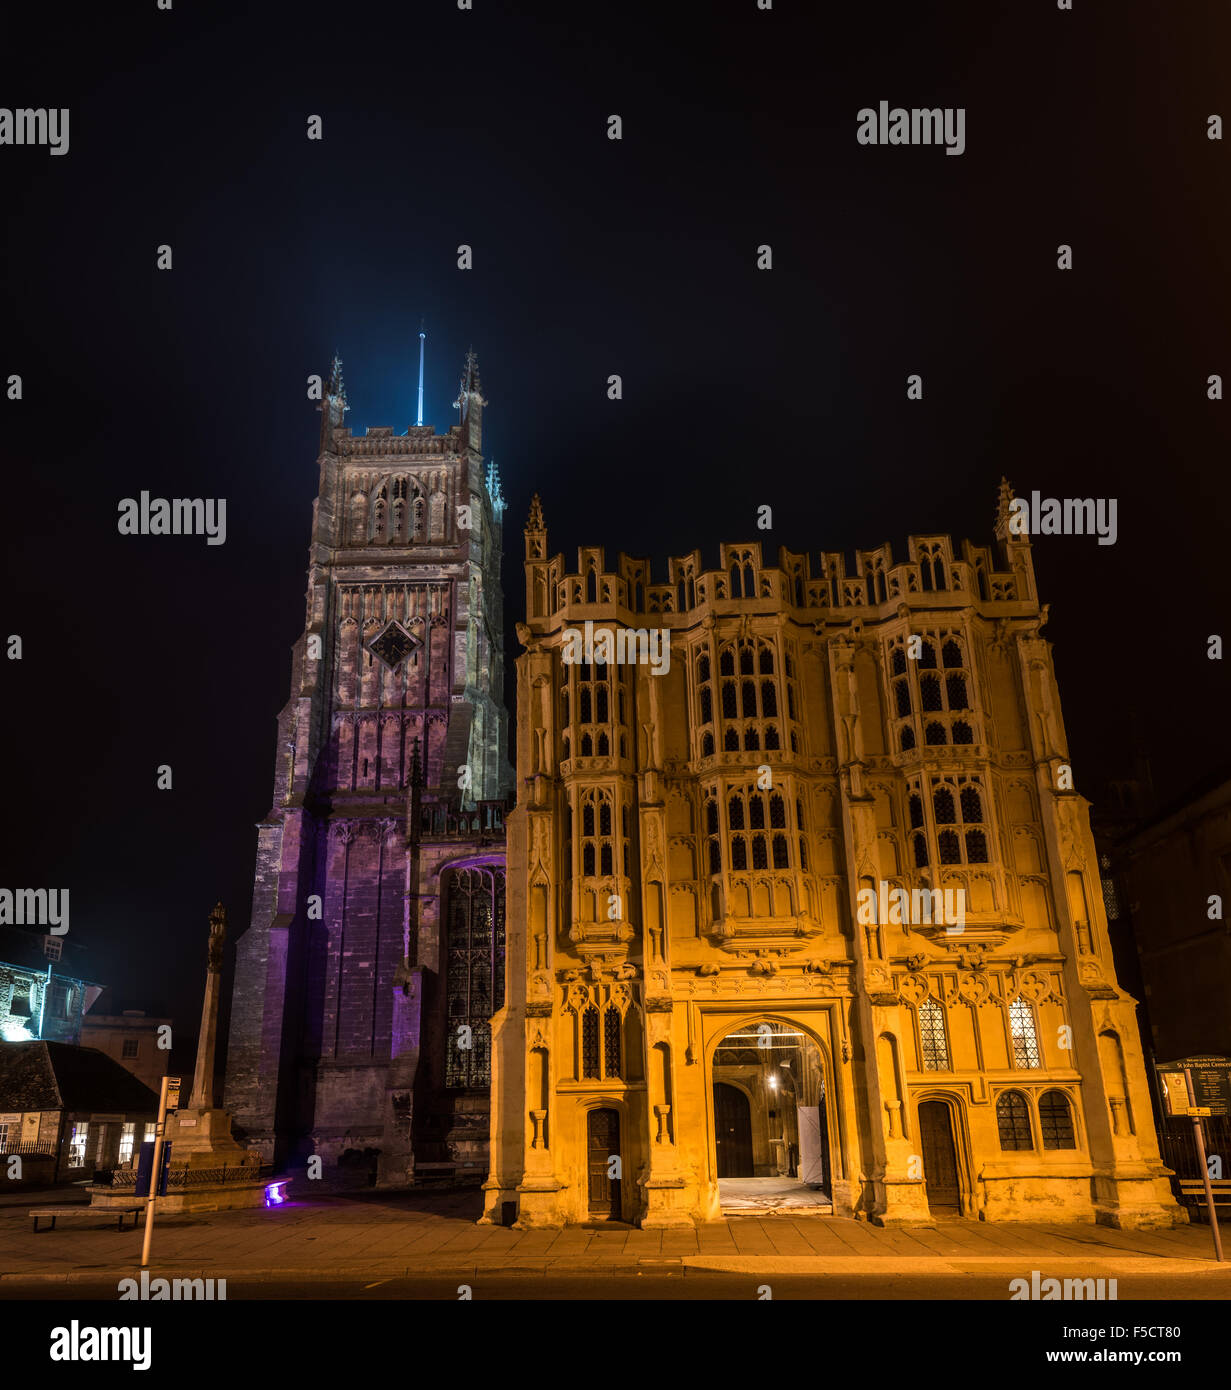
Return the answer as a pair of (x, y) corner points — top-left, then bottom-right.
(1158, 1056), (1231, 1118)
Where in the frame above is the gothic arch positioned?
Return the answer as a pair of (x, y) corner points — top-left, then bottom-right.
(703, 1010), (841, 1182)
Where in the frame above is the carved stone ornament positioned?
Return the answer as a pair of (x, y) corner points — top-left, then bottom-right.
(952, 943), (988, 972)
(898, 972), (929, 1006)
(1013, 969), (1054, 1003)
(952, 971), (993, 1007)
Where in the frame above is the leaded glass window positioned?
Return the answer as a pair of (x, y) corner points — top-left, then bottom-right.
(1039, 1090), (1076, 1149)
(444, 865), (505, 1088)
(1011, 1000), (1039, 1073)
(582, 1007), (600, 1079)
(996, 1091), (1033, 1150)
(603, 1005), (623, 1078)
(919, 998), (950, 1071)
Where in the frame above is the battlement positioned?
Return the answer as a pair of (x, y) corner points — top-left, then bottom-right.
(332, 424), (466, 459)
(522, 482), (1037, 622)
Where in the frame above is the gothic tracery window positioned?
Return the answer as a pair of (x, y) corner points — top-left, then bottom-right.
(443, 865), (506, 1088)
(930, 777), (990, 865)
(918, 997), (950, 1071)
(1009, 997), (1042, 1068)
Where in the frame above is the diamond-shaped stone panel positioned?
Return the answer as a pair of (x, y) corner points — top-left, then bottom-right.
(368, 621), (418, 670)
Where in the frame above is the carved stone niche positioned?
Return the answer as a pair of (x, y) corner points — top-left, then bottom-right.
(569, 916), (635, 952)
(1077, 957), (1119, 1000)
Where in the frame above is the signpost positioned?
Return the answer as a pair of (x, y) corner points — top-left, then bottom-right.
(1157, 1056), (1228, 1262)
(140, 1074), (181, 1269)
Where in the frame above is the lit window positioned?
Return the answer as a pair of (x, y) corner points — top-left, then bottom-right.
(68, 1123), (89, 1167)
(1011, 1000), (1039, 1073)
(918, 999), (950, 1071)
(118, 1123), (135, 1165)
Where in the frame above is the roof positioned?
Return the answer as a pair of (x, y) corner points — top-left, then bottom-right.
(0, 925), (100, 985)
(0, 1042), (159, 1115)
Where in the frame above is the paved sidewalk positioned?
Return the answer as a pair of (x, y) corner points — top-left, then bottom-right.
(2, 1186), (1227, 1287)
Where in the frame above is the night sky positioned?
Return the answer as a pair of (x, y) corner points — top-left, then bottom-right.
(4, 1), (1228, 1068)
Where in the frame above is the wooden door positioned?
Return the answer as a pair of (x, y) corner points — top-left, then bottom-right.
(918, 1100), (961, 1212)
(587, 1108), (621, 1218)
(713, 1082), (754, 1178)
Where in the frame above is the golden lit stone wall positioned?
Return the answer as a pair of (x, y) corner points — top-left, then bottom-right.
(483, 487), (1183, 1229)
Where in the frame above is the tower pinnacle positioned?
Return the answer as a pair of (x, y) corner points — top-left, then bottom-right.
(318, 352), (349, 452)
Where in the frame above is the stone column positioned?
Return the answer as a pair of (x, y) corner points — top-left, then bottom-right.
(189, 903), (227, 1110)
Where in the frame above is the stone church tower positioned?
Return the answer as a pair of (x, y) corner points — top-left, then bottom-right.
(484, 486), (1182, 1229)
(225, 351), (513, 1186)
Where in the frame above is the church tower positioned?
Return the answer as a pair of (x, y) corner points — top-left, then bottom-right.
(225, 349), (513, 1186)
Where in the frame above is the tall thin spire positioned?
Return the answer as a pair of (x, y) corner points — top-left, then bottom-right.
(416, 320), (426, 428)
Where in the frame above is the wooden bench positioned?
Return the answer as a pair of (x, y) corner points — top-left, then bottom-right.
(1177, 1179), (1231, 1210)
(30, 1204), (144, 1232)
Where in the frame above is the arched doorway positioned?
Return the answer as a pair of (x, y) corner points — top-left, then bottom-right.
(918, 1100), (961, 1214)
(586, 1108), (621, 1219)
(711, 1018), (831, 1211)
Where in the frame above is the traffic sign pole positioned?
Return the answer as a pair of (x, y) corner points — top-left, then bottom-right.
(140, 1075), (179, 1269)
(1184, 1066), (1224, 1262)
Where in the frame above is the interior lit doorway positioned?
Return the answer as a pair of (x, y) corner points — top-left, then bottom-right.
(711, 1018), (832, 1213)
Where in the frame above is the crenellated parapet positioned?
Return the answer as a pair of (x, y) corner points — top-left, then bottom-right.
(523, 485), (1037, 626)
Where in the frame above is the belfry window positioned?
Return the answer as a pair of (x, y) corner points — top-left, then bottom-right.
(443, 865), (505, 1088)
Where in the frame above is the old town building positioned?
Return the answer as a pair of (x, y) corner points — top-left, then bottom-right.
(225, 353), (512, 1186)
(0, 926), (101, 1045)
(483, 485), (1183, 1229)
(80, 1001), (172, 1096)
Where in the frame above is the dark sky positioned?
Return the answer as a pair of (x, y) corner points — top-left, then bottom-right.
(3, 1), (1228, 1066)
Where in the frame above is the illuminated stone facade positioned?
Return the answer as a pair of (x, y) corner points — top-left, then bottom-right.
(225, 354), (513, 1186)
(484, 485), (1183, 1229)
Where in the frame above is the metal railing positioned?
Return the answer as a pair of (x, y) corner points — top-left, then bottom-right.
(106, 1162), (273, 1190)
(0, 1141), (57, 1156)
